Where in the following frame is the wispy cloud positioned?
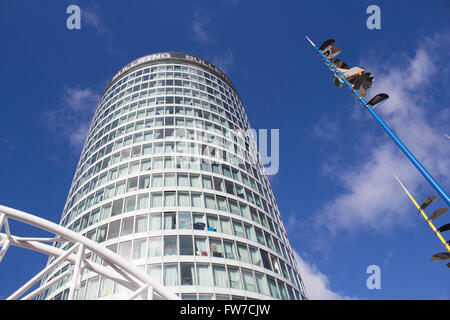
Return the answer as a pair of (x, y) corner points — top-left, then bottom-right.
(212, 49), (234, 74)
(192, 8), (213, 44)
(81, 3), (115, 53)
(224, 0), (240, 6)
(83, 3), (107, 35)
(41, 87), (98, 151)
(294, 251), (353, 300)
(0, 139), (15, 151)
(313, 32), (450, 233)
(312, 115), (339, 140)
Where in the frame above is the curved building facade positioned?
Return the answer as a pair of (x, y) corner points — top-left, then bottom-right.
(39, 52), (307, 300)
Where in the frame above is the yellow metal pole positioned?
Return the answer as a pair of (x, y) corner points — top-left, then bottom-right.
(394, 175), (450, 253)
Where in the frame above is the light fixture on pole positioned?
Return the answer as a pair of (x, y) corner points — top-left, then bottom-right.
(394, 175), (450, 268)
(305, 35), (450, 208)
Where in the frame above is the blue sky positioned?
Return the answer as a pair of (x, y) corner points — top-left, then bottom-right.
(1, 0), (449, 299)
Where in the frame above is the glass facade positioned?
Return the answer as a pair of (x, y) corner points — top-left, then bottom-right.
(38, 52), (307, 300)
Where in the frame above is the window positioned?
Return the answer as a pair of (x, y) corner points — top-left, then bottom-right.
(121, 216), (134, 236)
(192, 213), (206, 230)
(277, 279), (289, 300)
(164, 236), (177, 256)
(124, 195), (136, 212)
(118, 164), (128, 178)
(202, 175), (213, 189)
(197, 264), (211, 286)
(148, 237), (162, 257)
(220, 218), (232, 235)
(105, 185), (114, 199)
(164, 212), (176, 230)
(264, 231), (275, 250)
(213, 177), (224, 192)
(213, 265), (228, 288)
(137, 194), (149, 209)
(255, 273), (270, 296)
(242, 270), (256, 292)
(216, 196), (228, 212)
(138, 175), (150, 189)
(194, 237), (208, 256)
(107, 220), (120, 240)
(191, 193), (202, 208)
(229, 200), (240, 215)
(181, 263), (195, 286)
(177, 174), (189, 187)
(236, 185), (245, 199)
(204, 194), (216, 209)
(100, 205), (110, 221)
(237, 243), (251, 263)
(250, 207), (260, 224)
(148, 264), (162, 284)
(115, 180), (126, 196)
(232, 220), (244, 238)
(190, 174), (201, 187)
(244, 224), (256, 242)
(89, 209), (99, 226)
(209, 238), (223, 258)
(164, 157), (174, 169)
(85, 276), (99, 300)
(223, 240), (236, 260)
(153, 157), (163, 169)
(268, 276), (280, 299)
(249, 246), (262, 266)
(111, 199), (123, 216)
(164, 264), (178, 286)
(260, 249), (272, 271)
(228, 267), (241, 289)
(118, 240), (132, 260)
(141, 159), (151, 171)
(164, 192), (176, 207)
(225, 180), (235, 195)
(240, 203), (251, 219)
(255, 228), (266, 246)
(150, 193), (162, 208)
(135, 214), (148, 233)
(206, 215), (218, 232)
(151, 174), (163, 188)
(179, 236), (193, 255)
(131, 146), (141, 158)
(96, 225), (107, 243)
(149, 213), (162, 230)
(178, 192), (190, 207)
(178, 212), (191, 229)
(132, 238), (147, 260)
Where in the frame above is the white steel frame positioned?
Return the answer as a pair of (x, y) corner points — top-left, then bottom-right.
(0, 205), (180, 300)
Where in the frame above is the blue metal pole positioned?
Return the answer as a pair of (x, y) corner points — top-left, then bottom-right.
(308, 38), (450, 207)
(365, 106), (450, 207)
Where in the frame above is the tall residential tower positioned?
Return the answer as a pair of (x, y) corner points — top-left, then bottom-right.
(39, 52), (307, 300)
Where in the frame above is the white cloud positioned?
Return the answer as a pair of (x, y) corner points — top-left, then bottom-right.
(312, 115), (339, 140)
(212, 49), (234, 74)
(192, 9), (213, 44)
(83, 3), (107, 35)
(41, 87), (99, 150)
(314, 32), (450, 233)
(81, 3), (115, 53)
(294, 251), (352, 300)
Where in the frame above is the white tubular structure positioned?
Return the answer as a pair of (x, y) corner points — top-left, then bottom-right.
(0, 205), (180, 300)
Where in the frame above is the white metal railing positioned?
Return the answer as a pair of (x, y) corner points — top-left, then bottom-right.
(0, 205), (180, 300)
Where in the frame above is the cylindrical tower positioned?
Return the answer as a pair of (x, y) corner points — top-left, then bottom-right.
(38, 52), (307, 300)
